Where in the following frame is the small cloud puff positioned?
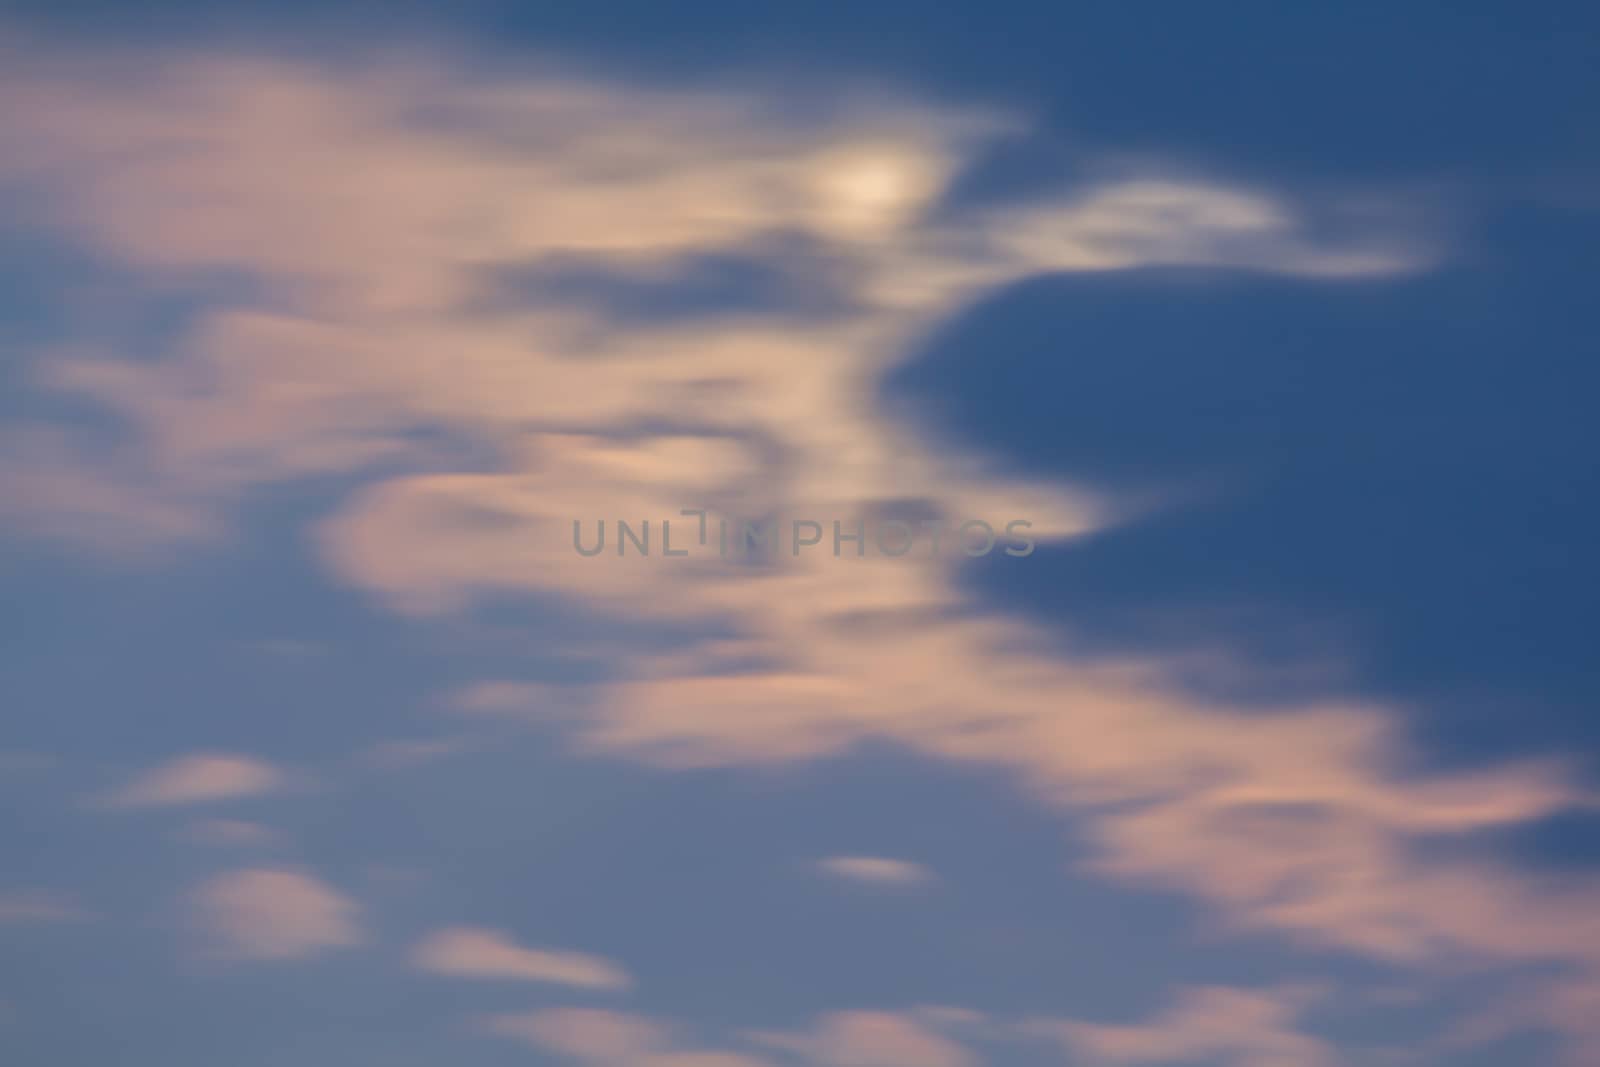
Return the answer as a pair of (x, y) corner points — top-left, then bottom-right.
(816, 856), (935, 888)
(750, 1011), (973, 1067)
(412, 927), (631, 991)
(481, 1008), (774, 1067)
(105, 753), (283, 809)
(188, 868), (360, 960)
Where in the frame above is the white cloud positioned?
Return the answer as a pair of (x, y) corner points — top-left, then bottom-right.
(188, 868), (361, 960)
(816, 857), (935, 888)
(106, 753), (282, 808)
(412, 927), (631, 990)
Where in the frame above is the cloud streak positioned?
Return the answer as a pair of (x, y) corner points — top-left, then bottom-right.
(753, 1011), (974, 1067)
(412, 927), (632, 990)
(1025, 985), (1337, 1067)
(103, 753), (283, 809)
(816, 857), (935, 888)
(0, 890), (93, 924)
(480, 1008), (778, 1067)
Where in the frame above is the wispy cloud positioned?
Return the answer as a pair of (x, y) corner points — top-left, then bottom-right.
(358, 736), (475, 770)
(412, 927), (631, 991)
(0, 890), (93, 924)
(483, 1008), (669, 1060)
(751, 1011), (974, 1067)
(103, 753), (283, 809)
(816, 856), (935, 888)
(1023, 985), (1337, 1067)
(483, 1005), (981, 1067)
(0, 35), (1590, 1059)
(187, 868), (361, 961)
(445, 680), (582, 717)
(481, 1008), (775, 1067)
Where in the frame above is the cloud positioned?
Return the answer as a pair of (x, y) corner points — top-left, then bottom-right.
(484, 1005), (990, 1067)
(187, 868), (361, 960)
(640, 1057), (777, 1067)
(483, 1008), (670, 1060)
(412, 927), (631, 990)
(753, 1011), (974, 1067)
(816, 857), (935, 888)
(1444, 974), (1600, 1067)
(446, 681), (565, 716)
(0, 36), (1591, 1057)
(482, 1007), (783, 1067)
(105, 753), (282, 809)
(1024, 985), (1337, 1067)
(0, 426), (219, 555)
(0, 43), (1416, 569)
(0, 890), (93, 924)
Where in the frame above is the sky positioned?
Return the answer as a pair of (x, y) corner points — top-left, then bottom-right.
(2, 5), (1598, 1066)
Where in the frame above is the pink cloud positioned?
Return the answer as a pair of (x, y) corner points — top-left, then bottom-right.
(752, 1011), (974, 1067)
(1026, 985), (1337, 1067)
(413, 927), (631, 990)
(188, 868), (361, 960)
(816, 857), (935, 888)
(0, 38), (1586, 1057)
(106, 753), (282, 809)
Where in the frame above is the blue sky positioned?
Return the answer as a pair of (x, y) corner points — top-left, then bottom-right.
(2, 6), (1599, 1066)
